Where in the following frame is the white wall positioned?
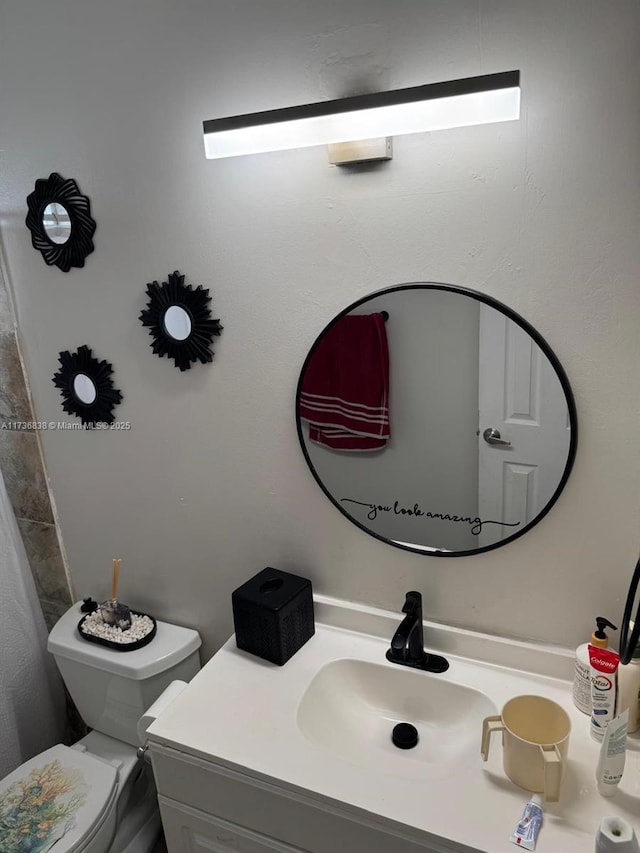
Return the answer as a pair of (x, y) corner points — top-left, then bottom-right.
(0, 0), (639, 660)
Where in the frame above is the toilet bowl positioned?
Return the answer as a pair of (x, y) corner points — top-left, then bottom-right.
(0, 602), (201, 853)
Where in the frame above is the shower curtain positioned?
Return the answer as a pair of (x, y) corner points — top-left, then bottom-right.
(0, 467), (65, 779)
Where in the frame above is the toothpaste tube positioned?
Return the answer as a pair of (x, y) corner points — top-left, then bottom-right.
(510, 794), (543, 850)
(589, 644), (620, 741)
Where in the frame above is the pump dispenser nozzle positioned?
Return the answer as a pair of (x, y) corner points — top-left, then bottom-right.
(592, 616), (617, 648)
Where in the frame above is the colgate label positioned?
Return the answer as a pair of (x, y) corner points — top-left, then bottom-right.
(589, 644), (620, 738)
(590, 653), (618, 672)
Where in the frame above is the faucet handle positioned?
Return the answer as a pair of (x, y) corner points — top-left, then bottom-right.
(402, 590), (422, 615)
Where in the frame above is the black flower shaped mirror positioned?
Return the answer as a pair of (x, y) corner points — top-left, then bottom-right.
(25, 173), (96, 272)
(139, 270), (223, 371)
(53, 345), (122, 427)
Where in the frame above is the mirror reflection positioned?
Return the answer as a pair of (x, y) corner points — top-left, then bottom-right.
(163, 305), (192, 341)
(73, 373), (97, 405)
(42, 202), (71, 245)
(296, 284), (577, 556)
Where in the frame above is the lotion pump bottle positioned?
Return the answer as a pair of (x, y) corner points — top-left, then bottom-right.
(573, 617), (617, 715)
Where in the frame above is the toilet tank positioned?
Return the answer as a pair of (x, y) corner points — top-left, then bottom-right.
(48, 602), (201, 746)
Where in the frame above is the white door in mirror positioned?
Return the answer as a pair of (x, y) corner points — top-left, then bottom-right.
(478, 304), (571, 547)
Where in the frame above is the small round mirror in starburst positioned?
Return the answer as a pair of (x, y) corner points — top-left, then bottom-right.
(139, 270), (223, 372)
(53, 345), (123, 427)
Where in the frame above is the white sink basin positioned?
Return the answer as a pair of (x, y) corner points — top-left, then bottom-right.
(296, 658), (497, 777)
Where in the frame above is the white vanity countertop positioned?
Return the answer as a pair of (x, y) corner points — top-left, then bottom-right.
(147, 596), (640, 853)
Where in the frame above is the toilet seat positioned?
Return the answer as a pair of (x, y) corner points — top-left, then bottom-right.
(0, 744), (119, 853)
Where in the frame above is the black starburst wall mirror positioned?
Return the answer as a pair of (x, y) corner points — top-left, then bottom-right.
(25, 173), (96, 272)
(53, 345), (123, 427)
(139, 270), (223, 371)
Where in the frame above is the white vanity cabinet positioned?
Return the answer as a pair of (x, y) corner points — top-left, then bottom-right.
(146, 603), (640, 853)
(151, 744), (473, 853)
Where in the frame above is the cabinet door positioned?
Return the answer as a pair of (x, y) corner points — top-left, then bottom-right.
(160, 796), (309, 853)
(152, 745), (475, 853)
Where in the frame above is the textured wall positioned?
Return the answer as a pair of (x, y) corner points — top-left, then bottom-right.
(0, 0), (639, 661)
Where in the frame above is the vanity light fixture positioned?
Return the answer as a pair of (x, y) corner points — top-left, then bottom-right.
(203, 70), (520, 160)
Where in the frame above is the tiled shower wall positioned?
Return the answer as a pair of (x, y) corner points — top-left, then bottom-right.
(0, 262), (72, 629)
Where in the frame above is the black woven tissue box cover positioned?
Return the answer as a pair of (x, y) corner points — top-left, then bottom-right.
(232, 567), (315, 665)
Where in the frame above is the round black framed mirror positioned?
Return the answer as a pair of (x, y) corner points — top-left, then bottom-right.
(296, 283), (578, 556)
(620, 556), (640, 665)
(25, 173), (96, 272)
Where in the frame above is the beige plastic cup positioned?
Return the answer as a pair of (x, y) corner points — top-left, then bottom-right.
(481, 694), (571, 802)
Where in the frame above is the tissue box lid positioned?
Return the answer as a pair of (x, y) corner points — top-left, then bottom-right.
(232, 567), (311, 611)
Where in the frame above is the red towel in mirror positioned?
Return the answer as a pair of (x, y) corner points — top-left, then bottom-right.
(299, 312), (390, 451)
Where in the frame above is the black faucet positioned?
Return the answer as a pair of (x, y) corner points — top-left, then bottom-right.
(386, 591), (449, 673)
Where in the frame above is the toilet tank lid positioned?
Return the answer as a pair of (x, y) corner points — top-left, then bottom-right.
(47, 602), (201, 679)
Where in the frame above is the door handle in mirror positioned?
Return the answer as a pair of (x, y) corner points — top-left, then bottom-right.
(483, 427), (512, 447)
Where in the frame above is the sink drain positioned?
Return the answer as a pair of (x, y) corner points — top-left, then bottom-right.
(392, 722), (418, 749)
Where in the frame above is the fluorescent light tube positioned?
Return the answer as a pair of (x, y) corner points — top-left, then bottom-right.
(203, 71), (520, 160)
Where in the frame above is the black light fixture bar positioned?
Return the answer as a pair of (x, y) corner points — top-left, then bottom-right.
(203, 70), (521, 159)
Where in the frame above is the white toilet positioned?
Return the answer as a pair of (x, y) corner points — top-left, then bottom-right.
(0, 601), (201, 853)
